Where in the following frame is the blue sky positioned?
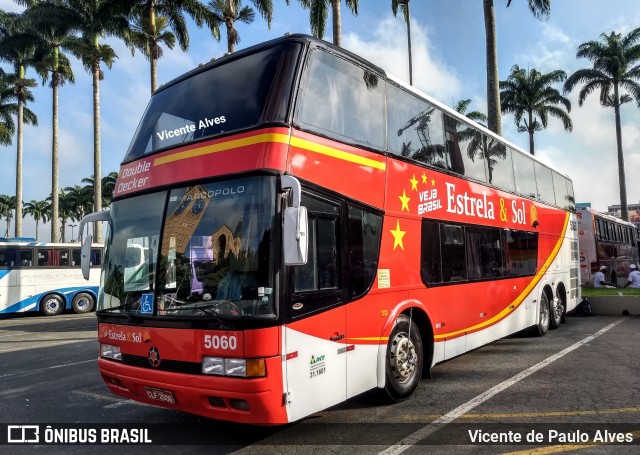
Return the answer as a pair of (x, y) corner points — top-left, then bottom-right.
(1, 0), (639, 241)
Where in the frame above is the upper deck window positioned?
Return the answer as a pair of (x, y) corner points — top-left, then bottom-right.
(296, 49), (385, 150)
(125, 42), (301, 161)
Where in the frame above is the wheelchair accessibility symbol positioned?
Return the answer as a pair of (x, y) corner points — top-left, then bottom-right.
(140, 293), (154, 314)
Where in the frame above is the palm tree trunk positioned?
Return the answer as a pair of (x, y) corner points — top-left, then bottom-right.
(92, 57), (103, 243)
(149, 6), (157, 94)
(51, 80), (60, 243)
(332, 0), (342, 46)
(15, 99), (24, 237)
(483, 0), (502, 135)
(613, 91), (628, 221)
(528, 111), (535, 155)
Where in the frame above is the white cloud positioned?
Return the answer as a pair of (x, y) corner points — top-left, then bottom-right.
(342, 17), (462, 102)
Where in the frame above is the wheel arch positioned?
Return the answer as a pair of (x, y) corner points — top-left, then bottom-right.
(376, 299), (434, 388)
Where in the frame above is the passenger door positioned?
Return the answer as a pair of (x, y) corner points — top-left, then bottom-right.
(284, 191), (347, 422)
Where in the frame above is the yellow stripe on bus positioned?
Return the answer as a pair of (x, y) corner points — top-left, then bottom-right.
(152, 132), (387, 172)
(290, 136), (386, 170)
(153, 133), (291, 166)
(434, 212), (571, 340)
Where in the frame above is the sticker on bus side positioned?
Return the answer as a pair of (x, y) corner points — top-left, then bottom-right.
(140, 293), (154, 314)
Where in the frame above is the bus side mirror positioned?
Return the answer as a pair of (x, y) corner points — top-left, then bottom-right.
(81, 235), (93, 280)
(281, 175), (308, 265)
(284, 206), (308, 265)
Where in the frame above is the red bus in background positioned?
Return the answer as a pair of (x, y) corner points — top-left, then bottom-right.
(80, 34), (579, 424)
(577, 206), (639, 287)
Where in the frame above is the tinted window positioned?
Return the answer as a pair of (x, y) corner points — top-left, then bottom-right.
(388, 84), (447, 169)
(506, 230), (538, 276)
(37, 248), (70, 267)
(125, 43), (301, 159)
(348, 206), (382, 298)
(421, 221), (442, 284)
(512, 151), (537, 199)
(444, 115), (487, 182)
(296, 49), (385, 149)
(466, 226), (505, 279)
(294, 195), (340, 292)
(487, 142), (515, 192)
(534, 162), (555, 205)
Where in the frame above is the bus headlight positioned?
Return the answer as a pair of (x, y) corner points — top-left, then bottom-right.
(201, 357), (265, 377)
(101, 344), (122, 361)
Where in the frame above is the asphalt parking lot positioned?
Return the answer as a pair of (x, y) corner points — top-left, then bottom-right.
(0, 312), (639, 454)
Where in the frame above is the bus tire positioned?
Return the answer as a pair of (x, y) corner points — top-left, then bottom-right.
(40, 294), (65, 316)
(536, 293), (550, 336)
(549, 296), (563, 330)
(72, 292), (95, 314)
(383, 314), (423, 402)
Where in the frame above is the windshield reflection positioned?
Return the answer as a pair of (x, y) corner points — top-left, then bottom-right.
(98, 176), (276, 320)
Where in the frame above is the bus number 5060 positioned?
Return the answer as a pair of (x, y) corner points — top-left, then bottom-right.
(204, 334), (237, 350)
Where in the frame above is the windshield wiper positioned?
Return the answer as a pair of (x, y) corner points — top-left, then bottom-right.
(98, 302), (142, 322)
(168, 301), (237, 328)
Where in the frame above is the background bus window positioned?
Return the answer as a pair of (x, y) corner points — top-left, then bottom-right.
(512, 151), (537, 199)
(0, 247), (17, 267)
(534, 162), (556, 205)
(387, 85), (447, 170)
(296, 49), (385, 150)
(37, 248), (70, 267)
(487, 142), (515, 193)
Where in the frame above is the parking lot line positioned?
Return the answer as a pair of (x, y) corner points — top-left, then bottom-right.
(378, 318), (625, 455)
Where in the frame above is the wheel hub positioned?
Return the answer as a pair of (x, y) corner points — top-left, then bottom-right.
(390, 333), (417, 383)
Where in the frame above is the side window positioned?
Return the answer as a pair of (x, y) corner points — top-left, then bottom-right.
(505, 230), (538, 276)
(19, 249), (33, 267)
(512, 150), (537, 199)
(534, 162), (555, 205)
(487, 142), (515, 193)
(421, 220), (442, 284)
(0, 247), (17, 267)
(441, 224), (467, 282)
(37, 248), (70, 267)
(296, 49), (385, 149)
(465, 226), (505, 279)
(347, 205), (382, 298)
(387, 84), (447, 169)
(294, 194), (340, 292)
(444, 114), (488, 182)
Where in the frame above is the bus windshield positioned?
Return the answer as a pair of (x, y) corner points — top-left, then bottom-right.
(98, 175), (277, 320)
(124, 42), (301, 160)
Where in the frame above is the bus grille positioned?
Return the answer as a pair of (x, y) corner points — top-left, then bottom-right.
(121, 354), (201, 375)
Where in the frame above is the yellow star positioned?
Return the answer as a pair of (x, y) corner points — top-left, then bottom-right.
(410, 175), (419, 191)
(421, 173), (428, 184)
(390, 220), (406, 250)
(431, 178), (436, 187)
(399, 190), (410, 212)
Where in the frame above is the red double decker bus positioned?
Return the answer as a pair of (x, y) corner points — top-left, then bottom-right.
(79, 34), (579, 424)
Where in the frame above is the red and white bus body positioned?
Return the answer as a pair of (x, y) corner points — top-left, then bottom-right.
(93, 35), (579, 425)
(577, 206), (639, 287)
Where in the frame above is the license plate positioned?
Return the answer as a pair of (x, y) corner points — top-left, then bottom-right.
(144, 387), (176, 404)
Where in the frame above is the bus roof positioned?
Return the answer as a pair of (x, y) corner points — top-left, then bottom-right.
(577, 206), (637, 228)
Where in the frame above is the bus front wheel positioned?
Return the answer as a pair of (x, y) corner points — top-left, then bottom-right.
(40, 294), (65, 316)
(72, 292), (95, 314)
(384, 314), (423, 402)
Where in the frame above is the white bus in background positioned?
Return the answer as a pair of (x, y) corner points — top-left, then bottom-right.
(0, 240), (103, 316)
(577, 207), (639, 287)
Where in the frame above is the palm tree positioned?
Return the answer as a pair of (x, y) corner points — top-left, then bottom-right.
(208, 0), (255, 54)
(48, 189), (75, 243)
(64, 184), (94, 222)
(0, 11), (39, 238)
(0, 73), (18, 145)
(0, 195), (16, 237)
(101, 171), (119, 207)
(564, 28), (640, 222)
(298, 0), (358, 47)
(131, 0), (220, 94)
(22, 4), (77, 243)
(500, 65), (572, 155)
(391, 0), (412, 85)
(483, 0), (551, 135)
(23, 199), (49, 240)
(52, 0), (135, 244)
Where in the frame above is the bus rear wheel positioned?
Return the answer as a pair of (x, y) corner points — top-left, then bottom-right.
(549, 295), (563, 330)
(536, 293), (550, 336)
(384, 314), (423, 402)
(72, 292), (95, 314)
(40, 294), (65, 316)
